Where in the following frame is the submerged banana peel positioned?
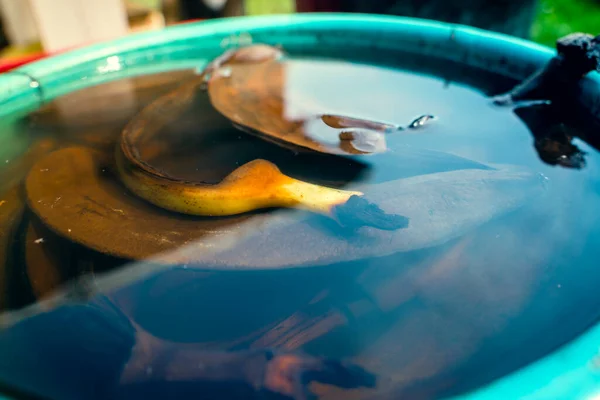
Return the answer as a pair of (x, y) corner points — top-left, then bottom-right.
(116, 145), (407, 230)
(114, 44), (408, 231)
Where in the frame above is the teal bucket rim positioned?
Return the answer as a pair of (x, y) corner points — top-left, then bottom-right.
(0, 13), (599, 400)
(13, 13), (555, 75)
(1, 13), (562, 113)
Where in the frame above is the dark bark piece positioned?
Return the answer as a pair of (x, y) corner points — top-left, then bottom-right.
(493, 33), (600, 106)
(556, 33), (600, 78)
(493, 33), (600, 170)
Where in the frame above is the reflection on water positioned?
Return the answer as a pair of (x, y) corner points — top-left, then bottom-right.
(0, 53), (599, 400)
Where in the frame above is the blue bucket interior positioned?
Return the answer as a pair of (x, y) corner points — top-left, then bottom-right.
(1, 13), (600, 400)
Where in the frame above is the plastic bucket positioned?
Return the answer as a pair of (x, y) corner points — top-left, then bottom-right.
(1, 13), (599, 400)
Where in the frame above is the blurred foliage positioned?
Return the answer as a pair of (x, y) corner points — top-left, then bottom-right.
(245, 0), (295, 14)
(532, 0), (600, 47)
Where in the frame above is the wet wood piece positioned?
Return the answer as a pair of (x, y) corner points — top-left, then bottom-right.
(207, 60), (396, 156)
(26, 146), (258, 261)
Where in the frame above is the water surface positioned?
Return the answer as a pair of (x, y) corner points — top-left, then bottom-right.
(0, 53), (599, 400)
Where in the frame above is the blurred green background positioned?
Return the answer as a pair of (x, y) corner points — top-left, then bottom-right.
(94, 0), (600, 49)
(532, 0), (600, 47)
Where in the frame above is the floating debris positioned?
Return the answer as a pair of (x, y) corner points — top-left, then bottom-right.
(321, 114), (399, 132)
(408, 114), (436, 129)
(34, 238), (45, 244)
(338, 129), (387, 154)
